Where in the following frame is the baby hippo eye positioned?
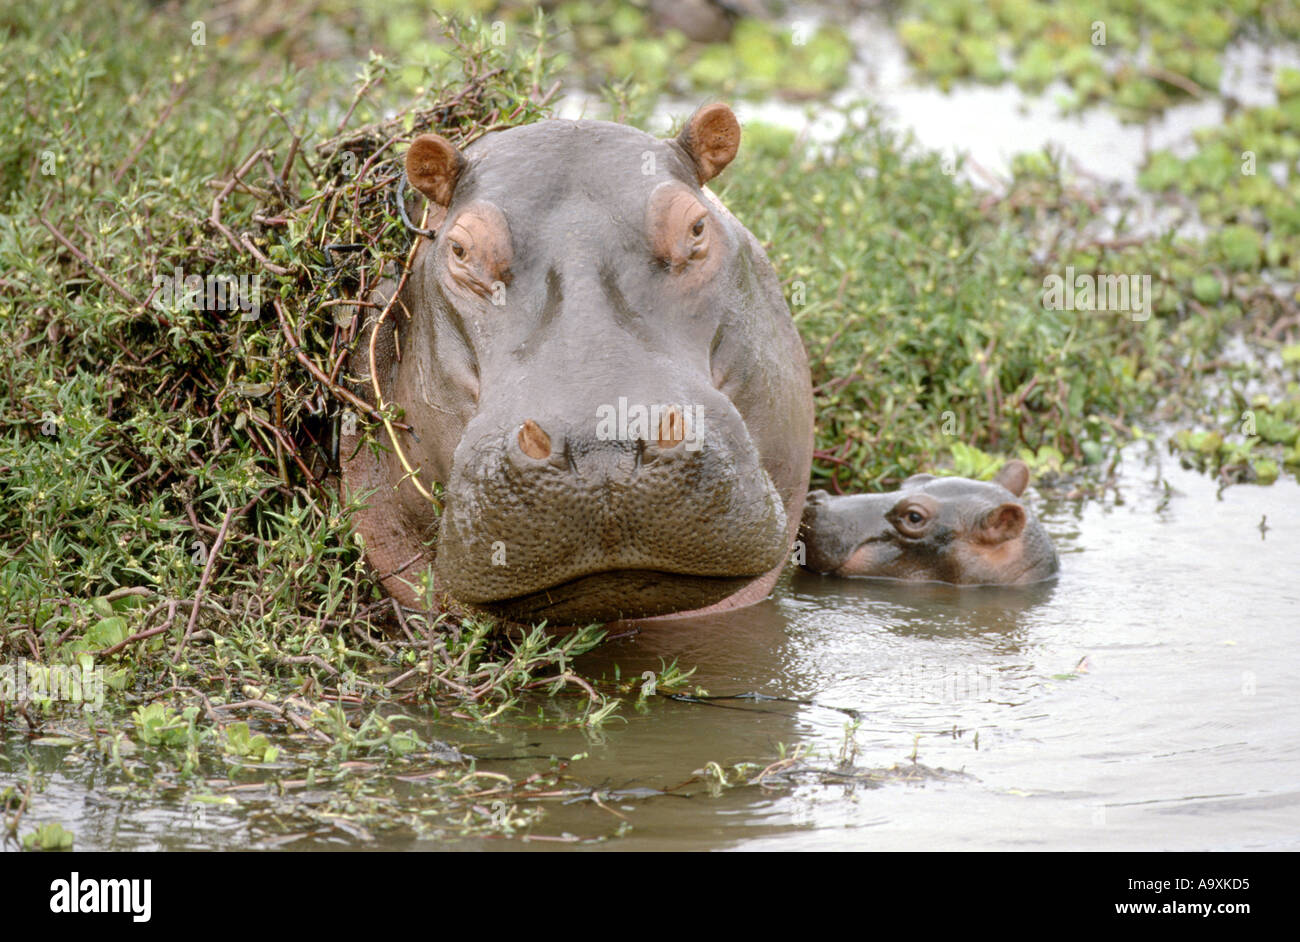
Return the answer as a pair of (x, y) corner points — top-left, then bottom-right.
(691, 218), (705, 237)
(450, 241), (465, 259)
(891, 503), (931, 538)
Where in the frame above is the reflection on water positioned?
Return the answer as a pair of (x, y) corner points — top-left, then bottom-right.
(4, 442), (1298, 850)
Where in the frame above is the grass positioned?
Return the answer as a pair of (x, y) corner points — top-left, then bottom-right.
(1, 0), (1297, 848)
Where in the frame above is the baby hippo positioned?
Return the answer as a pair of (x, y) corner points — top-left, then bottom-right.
(799, 460), (1058, 585)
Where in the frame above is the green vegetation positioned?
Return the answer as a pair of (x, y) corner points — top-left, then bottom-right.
(899, 0), (1300, 118)
(716, 114), (1299, 490)
(383, 0), (855, 100)
(22, 820), (75, 851)
(893, 0), (1300, 485)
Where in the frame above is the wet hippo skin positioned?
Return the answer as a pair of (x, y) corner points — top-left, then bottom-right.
(798, 460), (1059, 586)
(341, 104), (815, 623)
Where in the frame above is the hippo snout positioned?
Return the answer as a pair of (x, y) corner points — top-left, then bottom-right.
(435, 404), (788, 622)
(799, 490), (884, 575)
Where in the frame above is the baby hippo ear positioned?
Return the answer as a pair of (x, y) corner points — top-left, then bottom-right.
(406, 133), (466, 209)
(676, 103), (741, 184)
(978, 503), (1026, 545)
(993, 459), (1030, 496)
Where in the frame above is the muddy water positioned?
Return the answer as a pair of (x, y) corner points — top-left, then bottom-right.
(430, 440), (1299, 851)
(6, 441), (1297, 850)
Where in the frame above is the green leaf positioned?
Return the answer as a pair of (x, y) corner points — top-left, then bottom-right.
(85, 616), (127, 648)
(949, 441), (1002, 479)
(1191, 273), (1222, 304)
(1217, 225), (1262, 270)
(23, 822), (75, 851)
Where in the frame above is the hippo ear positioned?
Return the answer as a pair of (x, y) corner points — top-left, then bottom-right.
(676, 103), (741, 184)
(978, 503), (1026, 545)
(406, 133), (466, 209)
(993, 459), (1030, 496)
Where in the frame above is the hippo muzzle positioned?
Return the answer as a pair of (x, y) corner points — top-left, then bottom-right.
(437, 383), (788, 622)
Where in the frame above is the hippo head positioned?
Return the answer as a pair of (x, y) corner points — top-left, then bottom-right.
(798, 460), (1059, 585)
(342, 105), (813, 623)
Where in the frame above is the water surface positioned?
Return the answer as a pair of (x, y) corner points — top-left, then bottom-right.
(472, 441), (1300, 850)
(12, 441), (1293, 850)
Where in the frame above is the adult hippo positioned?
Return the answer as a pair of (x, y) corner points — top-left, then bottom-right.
(798, 460), (1059, 585)
(341, 104), (814, 624)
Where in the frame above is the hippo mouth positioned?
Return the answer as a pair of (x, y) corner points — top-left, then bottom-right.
(436, 478), (788, 623)
(474, 568), (759, 622)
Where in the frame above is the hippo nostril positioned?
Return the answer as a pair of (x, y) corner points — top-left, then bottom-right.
(657, 406), (685, 449)
(518, 419), (551, 460)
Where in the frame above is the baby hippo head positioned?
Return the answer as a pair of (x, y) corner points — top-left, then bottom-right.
(799, 460), (1058, 586)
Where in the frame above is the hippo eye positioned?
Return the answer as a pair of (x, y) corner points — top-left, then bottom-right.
(891, 504), (931, 538)
(647, 184), (716, 273)
(441, 203), (512, 300)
